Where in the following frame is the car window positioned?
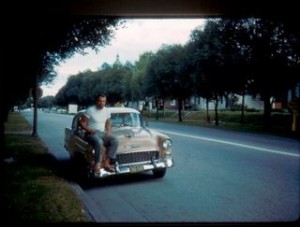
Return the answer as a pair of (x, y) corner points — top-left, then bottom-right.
(111, 112), (142, 127)
(131, 113), (142, 127)
(71, 112), (84, 130)
(71, 114), (80, 130)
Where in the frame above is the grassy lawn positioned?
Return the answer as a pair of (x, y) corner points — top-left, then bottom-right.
(142, 109), (298, 139)
(3, 112), (91, 223)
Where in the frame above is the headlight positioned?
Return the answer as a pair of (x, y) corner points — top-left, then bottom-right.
(162, 139), (172, 150)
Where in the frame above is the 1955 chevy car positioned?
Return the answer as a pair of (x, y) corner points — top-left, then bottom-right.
(64, 107), (174, 179)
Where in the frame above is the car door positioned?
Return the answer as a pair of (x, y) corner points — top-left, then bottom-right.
(65, 112), (90, 157)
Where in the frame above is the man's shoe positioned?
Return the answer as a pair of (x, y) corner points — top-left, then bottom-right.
(92, 163), (101, 174)
(102, 158), (115, 172)
(99, 168), (113, 177)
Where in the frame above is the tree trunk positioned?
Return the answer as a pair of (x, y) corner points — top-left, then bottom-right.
(206, 99), (210, 123)
(178, 97), (183, 122)
(214, 100), (219, 126)
(240, 90), (245, 124)
(0, 109), (6, 160)
(1, 102), (11, 159)
(162, 100), (165, 118)
(263, 94), (272, 129)
(155, 99), (159, 120)
(31, 75), (39, 137)
(225, 93), (229, 109)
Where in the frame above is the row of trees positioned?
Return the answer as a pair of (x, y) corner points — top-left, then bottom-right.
(41, 18), (300, 128)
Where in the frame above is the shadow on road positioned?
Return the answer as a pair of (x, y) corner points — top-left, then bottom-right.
(55, 158), (163, 190)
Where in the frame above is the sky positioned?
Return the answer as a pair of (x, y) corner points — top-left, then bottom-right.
(41, 18), (206, 97)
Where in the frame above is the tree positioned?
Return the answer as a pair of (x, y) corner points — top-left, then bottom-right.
(187, 18), (300, 128)
(102, 63), (130, 105)
(130, 52), (154, 103)
(2, 15), (121, 117)
(145, 44), (194, 122)
(239, 18), (300, 128)
(38, 96), (55, 110)
(63, 74), (84, 104)
(1, 4), (122, 147)
(79, 71), (100, 107)
(188, 19), (229, 126)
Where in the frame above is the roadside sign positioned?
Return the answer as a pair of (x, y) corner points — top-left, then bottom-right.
(29, 87), (43, 99)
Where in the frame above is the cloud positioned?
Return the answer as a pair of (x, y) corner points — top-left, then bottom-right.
(41, 18), (205, 97)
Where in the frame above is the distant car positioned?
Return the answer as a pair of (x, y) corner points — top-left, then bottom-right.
(64, 107), (174, 179)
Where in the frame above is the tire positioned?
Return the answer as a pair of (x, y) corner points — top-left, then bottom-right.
(152, 168), (167, 178)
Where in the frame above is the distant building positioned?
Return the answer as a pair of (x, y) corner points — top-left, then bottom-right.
(68, 104), (78, 114)
(236, 95), (264, 110)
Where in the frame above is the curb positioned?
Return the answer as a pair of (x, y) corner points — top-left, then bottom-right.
(69, 182), (96, 222)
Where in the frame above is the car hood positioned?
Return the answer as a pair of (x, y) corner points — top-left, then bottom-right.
(112, 127), (166, 153)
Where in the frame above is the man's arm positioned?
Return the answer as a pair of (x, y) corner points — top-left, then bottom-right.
(80, 114), (96, 134)
(104, 118), (111, 135)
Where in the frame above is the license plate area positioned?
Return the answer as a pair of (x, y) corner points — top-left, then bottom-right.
(129, 165), (144, 173)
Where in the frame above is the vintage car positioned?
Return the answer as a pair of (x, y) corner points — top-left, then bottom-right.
(64, 107), (174, 179)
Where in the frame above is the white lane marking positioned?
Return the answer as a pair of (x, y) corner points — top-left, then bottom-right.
(154, 128), (300, 158)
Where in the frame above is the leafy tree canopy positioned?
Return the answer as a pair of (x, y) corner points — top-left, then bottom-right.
(1, 2), (122, 120)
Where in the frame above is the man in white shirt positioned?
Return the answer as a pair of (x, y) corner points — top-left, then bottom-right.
(80, 94), (118, 174)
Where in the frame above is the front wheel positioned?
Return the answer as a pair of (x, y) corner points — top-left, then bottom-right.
(152, 168), (167, 178)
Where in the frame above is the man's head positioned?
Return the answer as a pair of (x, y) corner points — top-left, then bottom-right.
(95, 94), (107, 109)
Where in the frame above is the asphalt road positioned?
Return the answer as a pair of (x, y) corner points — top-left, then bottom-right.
(21, 110), (300, 223)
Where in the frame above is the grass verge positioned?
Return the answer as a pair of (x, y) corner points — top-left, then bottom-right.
(143, 109), (298, 139)
(2, 112), (91, 223)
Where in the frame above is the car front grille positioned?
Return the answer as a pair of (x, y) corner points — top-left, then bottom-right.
(117, 151), (159, 165)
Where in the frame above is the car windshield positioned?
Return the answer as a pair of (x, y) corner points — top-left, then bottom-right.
(110, 112), (143, 128)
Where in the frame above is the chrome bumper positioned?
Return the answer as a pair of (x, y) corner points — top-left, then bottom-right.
(93, 157), (174, 178)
